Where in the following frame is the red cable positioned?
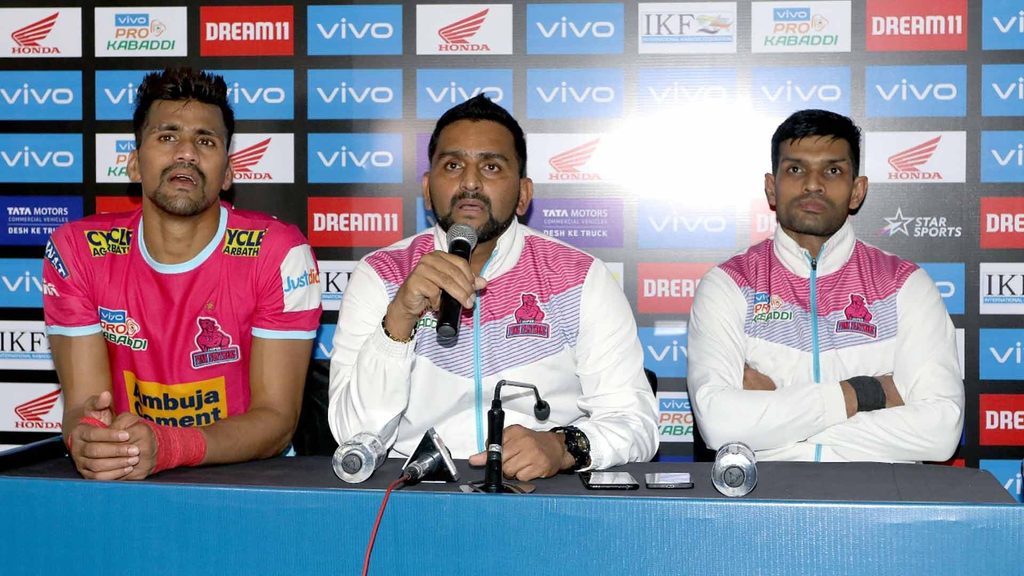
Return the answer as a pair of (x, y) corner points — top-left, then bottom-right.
(362, 475), (409, 576)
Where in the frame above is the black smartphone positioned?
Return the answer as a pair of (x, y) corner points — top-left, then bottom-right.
(644, 472), (694, 489)
(579, 471), (640, 490)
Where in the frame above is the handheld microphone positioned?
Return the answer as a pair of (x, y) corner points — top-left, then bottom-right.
(436, 224), (478, 343)
(711, 441), (758, 497)
(478, 379), (550, 494)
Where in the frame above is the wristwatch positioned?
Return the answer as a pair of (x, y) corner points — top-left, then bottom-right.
(551, 426), (591, 471)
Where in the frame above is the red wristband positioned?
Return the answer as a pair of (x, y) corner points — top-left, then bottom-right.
(141, 420), (207, 474)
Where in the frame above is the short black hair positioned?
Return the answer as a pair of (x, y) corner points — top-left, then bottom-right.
(427, 94), (527, 177)
(771, 109), (861, 177)
(132, 67), (235, 146)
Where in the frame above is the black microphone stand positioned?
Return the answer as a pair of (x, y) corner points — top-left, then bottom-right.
(469, 380), (550, 494)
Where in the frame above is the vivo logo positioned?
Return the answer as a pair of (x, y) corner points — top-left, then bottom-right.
(990, 342), (1022, 364)
(114, 13), (149, 27)
(426, 83), (504, 104)
(227, 83), (286, 105)
(647, 341), (687, 363)
(993, 12), (1024, 34)
(536, 18), (614, 38)
(649, 215), (728, 233)
(103, 83), (136, 105)
(648, 83), (730, 103)
(992, 76), (1024, 100)
(536, 83), (615, 103)
(2, 272), (46, 294)
(877, 80), (958, 101)
(317, 19), (394, 39)
(2, 147), (74, 167)
(774, 8), (810, 21)
(0, 85), (74, 105)
(762, 81), (842, 102)
(992, 144), (1024, 166)
(316, 83), (394, 104)
(316, 148), (394, 169)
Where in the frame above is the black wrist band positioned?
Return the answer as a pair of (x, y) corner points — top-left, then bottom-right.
(847, 376), (886, 412)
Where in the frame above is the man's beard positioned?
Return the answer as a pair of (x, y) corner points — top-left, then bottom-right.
(148, 163), (216, 217)
(435, 191), (516, 244)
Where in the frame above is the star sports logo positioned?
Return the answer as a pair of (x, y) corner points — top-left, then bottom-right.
(549, 138), (601, 181)
(14, 388), (59, 422)
(11, 12), (57, 48)
(230, 137), (270, 177)
(887, 136), (941, 179)
(439, 9), (488, 47)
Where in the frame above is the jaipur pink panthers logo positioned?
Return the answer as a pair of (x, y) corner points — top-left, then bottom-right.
(835, 294), (878, 338)
(506, 293), (550, 338)
(191, 317), (241, 369)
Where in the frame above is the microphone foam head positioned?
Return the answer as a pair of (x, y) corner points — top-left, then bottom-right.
(446, 223), (478, 251)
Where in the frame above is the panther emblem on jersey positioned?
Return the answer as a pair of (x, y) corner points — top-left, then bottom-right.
(506, 293), (551, 338)
(191, 317), (241, 369)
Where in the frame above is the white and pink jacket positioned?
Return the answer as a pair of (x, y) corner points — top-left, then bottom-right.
(688, 221), (963, 462)
(328, 219), (659, 468)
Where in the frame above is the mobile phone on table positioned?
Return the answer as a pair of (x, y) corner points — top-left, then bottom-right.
(579, 471), (640, 490)
(644, 472), (694, 489)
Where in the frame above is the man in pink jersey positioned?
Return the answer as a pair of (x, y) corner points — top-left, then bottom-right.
(687, 109), (963, 462)
(43, 67), (322, 480)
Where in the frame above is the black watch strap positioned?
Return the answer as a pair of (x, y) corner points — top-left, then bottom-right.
(551, 426), (591, 471)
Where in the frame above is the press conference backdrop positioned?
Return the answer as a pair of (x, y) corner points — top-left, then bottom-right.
(0, 1), (1021, 499)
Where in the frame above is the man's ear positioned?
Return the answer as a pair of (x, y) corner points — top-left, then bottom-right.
(126, 150), (141, 183)
(516, 177), (534, 216)
(221, 160), (234, 191)
(764, 173), (777, 209)
(421, 172), (432, 211)
(849, 176), (868, 211)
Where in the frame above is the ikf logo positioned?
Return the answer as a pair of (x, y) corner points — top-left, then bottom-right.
(0, 321), (53, 370)
(308, 5), (402, 56)
(979, 460), (1023, 502)
(200, 5), (293, 56)
(526, 3), (623, 54)
(979, 394), (1024, 446)
(919, 263), (964, 316)
(865, 65), (966, 118)
(208, 69), (293, 120)
(0, 71), (80, 121)
(95, 7), (187, 57)
(751, 66), (850, 115)
(308, 69), (402, 120)
(0, 8), (82, 58)
(637, 2), (738, 54)
(979, 262), (1024, 315)
(983, 0), (1024, 51)
(95, 70), (147, 121)
(980, 197), (1024, 249)
(416, 68), (513, 120)
(657, 391), (694, 443)
(751, 1), (852, 53)
(865, 0), (967, 52)
(637, 68), (737, 108)
(638, 202), (736, 249)
(981, 131), (1024, 182)
(0, 259), (50, 308)
(864, 132), (966, 183)
(979, 329), (1024, 381)
(983, 65), (1024, 117)
(308, 133), (402, 183)
(416, 5), (513, 55)
(527, 134), (611, 184)
(317, 261), (359, 312)
(229, 134), (294, 184)
(1, 195), (81, 246)
(308, 197), (403, 247)
(526, 68), (623, 119)
(639, 324), (688, 378)
(95, 134), (135, 183)
(313, 324), (336, 360)
(0, 134), (81, 183)
(637, 263), (714, 314)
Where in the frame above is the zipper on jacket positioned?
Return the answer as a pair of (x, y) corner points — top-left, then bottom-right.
(809, 256), (820, 384)
(473, 253), (495, 453)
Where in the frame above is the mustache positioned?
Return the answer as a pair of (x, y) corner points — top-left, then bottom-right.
(160, 162), (207, 185)
(448, 191), (491, 210)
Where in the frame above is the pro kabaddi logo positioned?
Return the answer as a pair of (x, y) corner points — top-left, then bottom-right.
(506, 293), (550, 338)
(752, 292), (792, 323)
(437, 9), (489, 52)
(191, 317), (241, 369)
(14, 389), (61, 429)
(835, 294), (878, 338)
(100, 307), (148, 350)
(887, 136), (942, 180)
(11, 12), (60, 55)
(229, 137), (272, 181)
(549, 138), (601, 181)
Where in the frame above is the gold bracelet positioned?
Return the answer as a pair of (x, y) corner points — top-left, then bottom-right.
(381, 316), (415, 343)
